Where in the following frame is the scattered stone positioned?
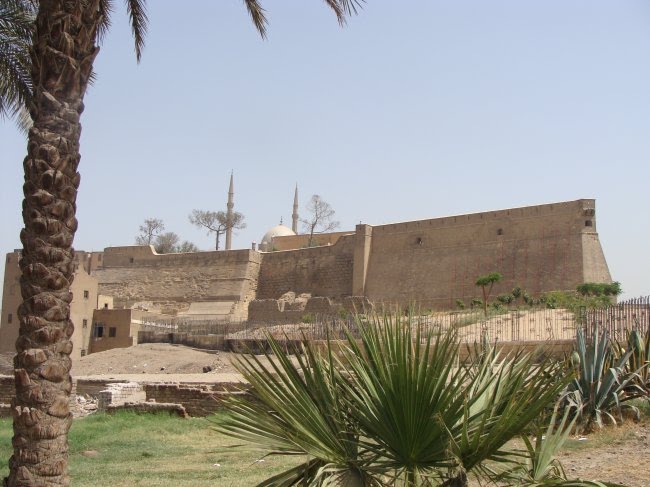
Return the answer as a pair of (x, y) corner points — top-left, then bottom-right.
(203, 365), (213, 373)
(72, 395), (99, 418)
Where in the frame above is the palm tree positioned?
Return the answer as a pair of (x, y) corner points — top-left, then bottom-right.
(218, 313), (601, 486)
(2, 1), (361, 485)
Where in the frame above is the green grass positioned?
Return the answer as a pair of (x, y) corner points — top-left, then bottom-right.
(0, 412), (301, 486)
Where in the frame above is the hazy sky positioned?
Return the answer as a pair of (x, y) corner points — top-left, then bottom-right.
(1, 1), (649, 300)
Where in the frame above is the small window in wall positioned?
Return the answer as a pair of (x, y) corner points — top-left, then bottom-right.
(83, 290), (89, 299)
(7, 313), (12, 324)
(82, 319), (88, 328)
(80, 349), (86, 357)
(585, 220), (593, 227)
(93, 324), (104, 338)
(109, 327), (117, 338)
(104, 303), (109, 309)
(497, 228), (504, 236)
(129, 257), (134, 263)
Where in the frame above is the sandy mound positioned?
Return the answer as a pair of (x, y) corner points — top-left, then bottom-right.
(70, 343), (233, 376)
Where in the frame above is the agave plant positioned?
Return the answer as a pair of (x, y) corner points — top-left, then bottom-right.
(622, 327), (650, 397)
(217, 313), (624, 486)
(569, 326), (641, 432)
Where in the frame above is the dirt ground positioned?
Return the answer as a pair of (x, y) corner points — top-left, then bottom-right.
(1, 345), (649, 486)
(72, 343), (242, 376)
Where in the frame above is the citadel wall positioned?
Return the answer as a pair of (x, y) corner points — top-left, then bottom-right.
(359, 199), (609, 309)
(255, 235), (355, 300)
(91, 246), (261, 318)
(1, 199), (613, 340)
(268, 231), (353, 251)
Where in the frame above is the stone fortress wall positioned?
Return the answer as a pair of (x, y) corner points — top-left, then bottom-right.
(256, 235), (355, 300)
(91, 246), (261, 317)
(1, 199), (612, 335)
(356, 199), (610, 310)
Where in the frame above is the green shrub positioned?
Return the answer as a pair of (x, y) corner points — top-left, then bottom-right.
(576, 281), (622, 297)
(217, 312), (582, 486)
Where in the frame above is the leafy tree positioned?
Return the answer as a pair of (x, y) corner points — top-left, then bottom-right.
(189, 209), (246, 250)
(135, 217), (165, 245)
(1, 1), (360, 483)
(300, 194), (340, 246)
(475, 271), (502, 317)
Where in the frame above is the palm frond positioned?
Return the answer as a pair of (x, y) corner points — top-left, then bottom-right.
(323, 0), (364, 25)
(216, 335), (369, 484)
(96, 0), (114, 45)
(339, 313), (469, 480)
(0, 0), (34, 131)
(243, 0), (268, 39)
(124, 0), (148, 62)
(451, 347), (570, 474)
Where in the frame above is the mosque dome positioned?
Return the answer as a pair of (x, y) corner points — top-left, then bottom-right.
(260, 224), (296, 250)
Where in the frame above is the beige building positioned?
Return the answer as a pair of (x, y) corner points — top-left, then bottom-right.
(0, 250), (101, 361)
(88, 308), (142, 354)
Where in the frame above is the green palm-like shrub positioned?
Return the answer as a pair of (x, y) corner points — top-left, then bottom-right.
(217, 313), (624, 486)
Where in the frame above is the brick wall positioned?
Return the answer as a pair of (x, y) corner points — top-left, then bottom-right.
(270, 231), (353, 251)
(92, 247), (261, 313)
(257, 236), (355, 299)
(362, 199), (609, 309)
(143, 383), (245, 417)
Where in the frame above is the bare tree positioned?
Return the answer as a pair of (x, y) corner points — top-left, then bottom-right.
(300, 194), (340, 246)
(189, 209), (246, 250)
(136, 218), (165, 245)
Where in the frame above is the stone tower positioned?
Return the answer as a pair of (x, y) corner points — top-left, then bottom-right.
(292, 184), (299, 233)
(225, 172), (234, 250)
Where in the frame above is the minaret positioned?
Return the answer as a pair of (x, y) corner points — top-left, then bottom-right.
(225, 172), (234, 250)
(292, 184), (299, 233)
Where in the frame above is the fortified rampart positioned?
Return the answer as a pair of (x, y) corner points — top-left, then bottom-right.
(256, 235), (355, 300)
(1, 199), (612, 339)
(351, 199), (610, 310)
(91, 246), (261, 318)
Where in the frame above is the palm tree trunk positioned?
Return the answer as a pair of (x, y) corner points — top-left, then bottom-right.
(6, 1), (101, 485)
